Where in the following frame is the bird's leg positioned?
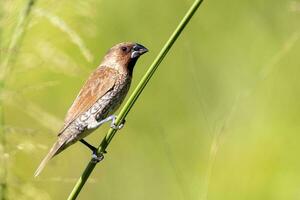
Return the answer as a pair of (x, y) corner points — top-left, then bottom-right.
(88, 114), (125, 130)
(79, 139), (104, 163)
(80, 139), (97, 152)
(87, 114), (115, 129)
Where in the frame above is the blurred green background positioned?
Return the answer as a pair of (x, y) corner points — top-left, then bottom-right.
(0, 0), (300, 199)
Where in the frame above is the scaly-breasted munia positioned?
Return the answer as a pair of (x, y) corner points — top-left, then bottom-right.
(34, 42), (148, 176)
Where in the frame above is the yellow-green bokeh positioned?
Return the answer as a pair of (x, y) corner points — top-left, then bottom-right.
(1, 0), (300, 199)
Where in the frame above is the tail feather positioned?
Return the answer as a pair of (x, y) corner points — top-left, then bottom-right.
(34, 141), (64, 177)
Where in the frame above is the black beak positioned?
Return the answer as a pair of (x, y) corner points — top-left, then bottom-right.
(131, 43), (148, 58)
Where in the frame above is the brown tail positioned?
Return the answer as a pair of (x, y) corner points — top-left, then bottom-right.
(34, 141), (64, 177)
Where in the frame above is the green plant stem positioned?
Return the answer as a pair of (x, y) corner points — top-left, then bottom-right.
(67, 0), (204, 199)
(0, 1), (36, 199)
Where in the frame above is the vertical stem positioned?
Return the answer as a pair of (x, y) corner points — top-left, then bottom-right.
(0, 1), (36, 199)
(67, 0), (204, 199)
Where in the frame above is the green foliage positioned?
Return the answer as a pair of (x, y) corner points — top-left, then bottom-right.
(1, 0), (300, 199)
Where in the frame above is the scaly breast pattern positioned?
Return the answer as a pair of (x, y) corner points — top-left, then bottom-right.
(65, 73), (131, 143)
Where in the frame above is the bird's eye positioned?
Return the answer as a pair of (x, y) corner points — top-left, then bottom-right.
(121, 47), (127, 52)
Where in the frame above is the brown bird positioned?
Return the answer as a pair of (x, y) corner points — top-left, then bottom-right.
(34, 42), (148, 177)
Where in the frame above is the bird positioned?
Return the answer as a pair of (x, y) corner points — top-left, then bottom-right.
(34, 42), (148, 177)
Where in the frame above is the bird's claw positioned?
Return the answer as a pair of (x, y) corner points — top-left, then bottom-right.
(110, 119), (126, 130)
(91, 152), (104, 163)
(110, 123), (124, 130)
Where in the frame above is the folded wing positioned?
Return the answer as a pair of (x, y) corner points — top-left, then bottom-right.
(58, 66), (118, 135)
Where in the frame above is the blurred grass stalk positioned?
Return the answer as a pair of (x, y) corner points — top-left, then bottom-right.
(0, 0), (36, 199)
(67, 0), (204, 199)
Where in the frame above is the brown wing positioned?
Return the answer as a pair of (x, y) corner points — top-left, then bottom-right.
(58, 67), (118, 135)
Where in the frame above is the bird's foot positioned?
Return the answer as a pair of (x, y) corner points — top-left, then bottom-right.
(91, 152), (104, 163)
(110, 118), (126, 130)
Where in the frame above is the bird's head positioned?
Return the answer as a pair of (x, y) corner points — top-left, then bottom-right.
(102, 42), (148, 75)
